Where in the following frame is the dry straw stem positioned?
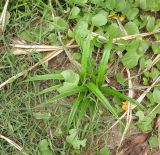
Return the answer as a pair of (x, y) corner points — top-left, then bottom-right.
(10, 44), (78, 55)
(0, 134), (28, 155)
(117, 19), (133, 149)
(0, 0), (9, 33)
(92, 29), (160, 43)
(0, 40), (74, 89)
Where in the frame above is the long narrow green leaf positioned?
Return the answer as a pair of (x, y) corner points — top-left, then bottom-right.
(67, 93), (84, 130)
(97, 40), (112, 86)
(28, 73), (64, 81)
(86, 82), (118, 118)
(81, 33), (93, 81)
(37, 84), (62, 95)
(101, 87), (145, 110)
(36, 86), (87, 108)
(77, 97), (90, 127)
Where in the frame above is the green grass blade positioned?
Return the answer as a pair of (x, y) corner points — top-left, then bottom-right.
(81, 33), (93, 81)
(101, 87), (145, 110)
(97, 39), (112, 86)
(86, 82), (118, 118)
(77, 97), (90, 127)
(67, 93), (84, 130)
(28, 73), (64, 81)
(37, 84), (62, 95)
(36, 86), (87, 108)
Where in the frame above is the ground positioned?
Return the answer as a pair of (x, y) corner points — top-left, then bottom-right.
(0, 1), (160, 155)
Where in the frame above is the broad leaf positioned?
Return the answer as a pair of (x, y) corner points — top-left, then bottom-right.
(122, 50), (140, 68)
(66, 129), (87, 150)
(92, 10), (107, 27)
(146, 16), (155, 32)
(58, 70), (80, 93)
(153, 87), (160, 103)
(107, 23), (122, 38)
(152, 42), (160, 54)
(38, 139), (53, 155)
(125, 7), (139, 20)
(69, 7), (80, 19)
(105, 0), (116, 10)
(124, 22), (139, 35)
(149, 135), (159, 148)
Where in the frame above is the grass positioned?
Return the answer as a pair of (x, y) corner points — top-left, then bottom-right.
(0, 0), (160, 154)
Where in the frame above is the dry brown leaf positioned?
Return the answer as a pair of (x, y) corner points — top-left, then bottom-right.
(117, 133), (151, 155)
(154, 115), (160, 129)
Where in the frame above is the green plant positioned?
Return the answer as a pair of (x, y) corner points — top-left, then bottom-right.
(28, 33), (145, 132)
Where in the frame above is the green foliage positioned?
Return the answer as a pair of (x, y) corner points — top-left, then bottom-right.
(69, 7), (80, 19)
(99, 147), (110, 155)
(149, 135), (159, 148)
(105, 0), (116, 10)
(136, 111), (153, 132)
(116, 73), (126, 86)
(66, 129), (87, 150)
(146, 16), (155, 32)
(125, 7), (139, 20)
(153, 87), (160, 103)
(52, 17), (68, 31)
(97, 40), (112, 86)
(33, 112), (51, 120)
(57, 70), (80, 93)
(122, 39), (149, 68)
(107, 23), (122, 38)
(92, 10), (108, 27)
(86, 82), (119, 118)
(38, 139), (53, 155)
(124, 22), (139, 35)
(152, 42), (160, 54)
(66, 0), (88, 5)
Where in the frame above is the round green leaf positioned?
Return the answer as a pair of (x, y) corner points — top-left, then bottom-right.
(149, 135), (159, 148)
(153, 87), (160, 103)
(122, 51), (140, 68)
(92, 10), (107, 27)
(140, 0), (147, 10)
(146, 16), (155, 32)
(125, 8), (139, 20)
(152, 42), (160, 54)
(99, 147), (110, 155)
(105, 0), (116, 10)
(115, 0), (126, 12)
(70, 7), (80, 19)
(124, 22), (139, 35)
(107, 23), (121, 38)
